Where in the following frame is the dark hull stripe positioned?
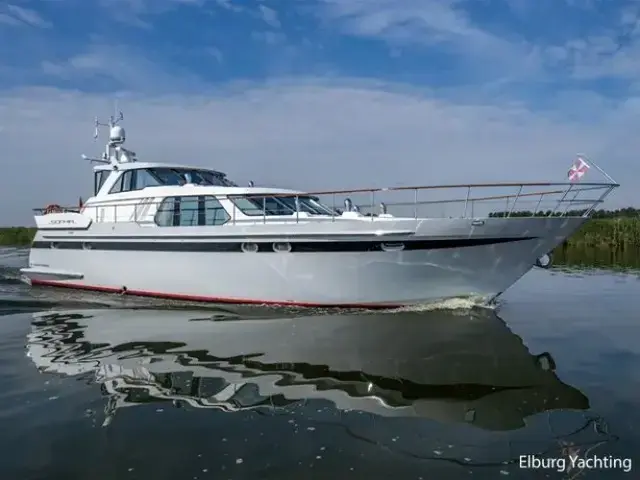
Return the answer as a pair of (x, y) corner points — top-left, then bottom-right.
(41, 232), (416, 240)
(31, 237), (537, 253)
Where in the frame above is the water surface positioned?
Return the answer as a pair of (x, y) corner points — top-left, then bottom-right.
(1, 247), (639, 479)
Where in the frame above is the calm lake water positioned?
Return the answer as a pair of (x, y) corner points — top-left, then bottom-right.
(1, 247), (639, 479)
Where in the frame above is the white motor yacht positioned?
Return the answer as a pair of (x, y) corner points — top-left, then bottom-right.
(20, 112), (618, 307)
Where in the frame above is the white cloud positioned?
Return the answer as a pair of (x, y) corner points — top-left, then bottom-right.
(94, 0), (226, 27)
(39, 44), (206, 92)
(314, 0), (640, 85)
(258, 5), (280, 28)
(1, 4), (52, 28)
(0, 78), (637, 226)
(251, 30), (286, 46)
(313, 0), (547, 82)
(205, 46), (224, 64)
(96, 0), (245, 23)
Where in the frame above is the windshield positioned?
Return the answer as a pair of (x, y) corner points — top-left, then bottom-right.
(148, 168), (237, 187)
(229, 195), (336, 216)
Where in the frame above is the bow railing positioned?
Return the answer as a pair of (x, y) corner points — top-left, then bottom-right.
(33, 181), (619, 226)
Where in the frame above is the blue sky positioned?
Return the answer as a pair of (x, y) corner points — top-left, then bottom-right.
(1, 0), (640, 224)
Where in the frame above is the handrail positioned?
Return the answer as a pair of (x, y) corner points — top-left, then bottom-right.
(32, 181), (618, 222)
(32, 184), (614, 211)
(240, 181), (619, 198)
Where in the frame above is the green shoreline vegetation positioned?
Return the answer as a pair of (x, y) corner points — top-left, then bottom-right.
(1, 208), (639, 249)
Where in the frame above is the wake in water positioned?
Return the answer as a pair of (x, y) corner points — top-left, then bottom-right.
(388, 295), (500, 313)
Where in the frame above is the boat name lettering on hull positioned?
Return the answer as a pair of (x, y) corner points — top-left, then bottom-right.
(49, 220), (76, 225)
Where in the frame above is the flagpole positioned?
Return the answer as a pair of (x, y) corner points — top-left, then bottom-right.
(578, 153), (617, 184)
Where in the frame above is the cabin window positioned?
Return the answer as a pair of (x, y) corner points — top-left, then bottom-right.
(109, 169), (164, 194)
(133, 170), (162, 190)
(94, 170), (109, 195)
(149, 168), (185, 186)
(109, 171), (135, 194)
(155, 195), (230, 227)
(204, 196), (229, 225)
(228, 195), (336, 216)
(146, 168), (236, 187)
(105, 168), (238, 196)
(178, 196), (199, 226)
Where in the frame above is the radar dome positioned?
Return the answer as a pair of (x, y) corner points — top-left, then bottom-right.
(109, 125), (126, 144)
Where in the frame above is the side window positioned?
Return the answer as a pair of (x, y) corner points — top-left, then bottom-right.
(155, 197), (175, 226)
(204, 196), (230, 225)
(134, 169), (162, 190)
(179, 196), (199, 226)
(109, 173), (124, 193)
(154, 196), (230, 227)
(94, 171), (108, 195)
(109, 171), (133, 194)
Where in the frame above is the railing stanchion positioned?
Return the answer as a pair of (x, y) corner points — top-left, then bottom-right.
(463, 186), (471, 218)
(370, 191), (375, 221)
(414, 189), (418, 220)
(332, 193), (336, 222)
(534, 193), (544, 216)
(584, 186), (613, 217)
(262, 197), (266, 224)
(562, 189), (581, 216)
(232, 201), (236, 225)
(507, 185), (523, 218)
(295, 196), (300, 223)
(550, 184), (573, 216)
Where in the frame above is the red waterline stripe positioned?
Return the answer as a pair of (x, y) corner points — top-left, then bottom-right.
(28, 279), (400, 309)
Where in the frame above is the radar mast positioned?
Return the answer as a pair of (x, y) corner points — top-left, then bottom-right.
(81, 109), (137, 166)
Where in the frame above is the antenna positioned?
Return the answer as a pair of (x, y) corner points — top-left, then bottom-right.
(94, 110), (124, 140)
(84, 108), (133, 165)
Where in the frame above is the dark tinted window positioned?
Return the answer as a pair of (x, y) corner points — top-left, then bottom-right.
(155, 195), (230, 227)
(229, 195), (336, 216)
(108, 168), (236, 193)
(94, 171), (109, 195)
(109, 171), (131, 194)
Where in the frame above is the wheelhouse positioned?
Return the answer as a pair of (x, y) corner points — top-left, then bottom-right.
(93, 165), (237, 196)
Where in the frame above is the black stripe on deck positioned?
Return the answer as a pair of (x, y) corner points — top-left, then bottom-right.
(31, 237), (538, 253)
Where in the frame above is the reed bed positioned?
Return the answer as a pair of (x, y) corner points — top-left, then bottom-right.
(565, 218), (640, 249)
(0, 227), (37, 247)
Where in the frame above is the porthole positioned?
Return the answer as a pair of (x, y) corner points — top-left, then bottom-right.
(380, 242), (405, 252)
(273, 242), (292, 253)
(241, 242), (258, 253)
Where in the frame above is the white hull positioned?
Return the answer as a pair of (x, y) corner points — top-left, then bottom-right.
(27, 308), (589, 431)
(22, 216), (585, 307)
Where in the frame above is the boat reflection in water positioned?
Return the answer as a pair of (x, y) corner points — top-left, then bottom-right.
(26, 307), (589, 431)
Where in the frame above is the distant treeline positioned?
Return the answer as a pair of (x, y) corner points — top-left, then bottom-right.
(1, 210), (640, 249)
(0, 227), (37, 247)
(489, 207), (640, 219)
